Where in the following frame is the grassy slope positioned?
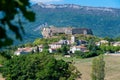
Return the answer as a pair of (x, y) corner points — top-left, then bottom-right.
(55, 55), (120, 80)
(105, 55), (120, 80)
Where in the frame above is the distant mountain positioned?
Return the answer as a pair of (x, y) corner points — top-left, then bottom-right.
(36, 2), (115, 12)
(17, 3), (120, 44)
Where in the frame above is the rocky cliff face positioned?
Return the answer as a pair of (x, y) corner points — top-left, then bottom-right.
(36, 2), (114, 11)
(35, 2), (119, 13)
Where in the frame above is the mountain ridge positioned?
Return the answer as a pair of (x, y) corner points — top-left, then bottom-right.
(30, 3), (120, 36)
(32, 3), (120, 17)
(14, 3), (120, 44)
(36, 2), (120, 9)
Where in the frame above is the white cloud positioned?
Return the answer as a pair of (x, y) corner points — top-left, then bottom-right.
(30, 0), (62, 3)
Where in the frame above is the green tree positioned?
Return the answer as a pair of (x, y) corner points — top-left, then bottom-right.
(2, 53), (81, 80)
(61, 45), (70, 55)
(91, 55), (105, 80)
(24, 42), (33, 47)
(74, 51), (85, 58)
(87, 39), (96, 51)
(0, 0), (35, 48)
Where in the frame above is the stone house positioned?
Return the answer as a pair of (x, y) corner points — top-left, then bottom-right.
(70, 46), (88, 53)
(14, 47), (33, 55)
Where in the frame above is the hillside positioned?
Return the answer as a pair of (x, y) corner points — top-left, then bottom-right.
(55, 55), (120, 80)
(29, 3), (120, 37)
(14, 3), (120, 44)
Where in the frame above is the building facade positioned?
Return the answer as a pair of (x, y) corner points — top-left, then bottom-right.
(41, 27), (93, 38)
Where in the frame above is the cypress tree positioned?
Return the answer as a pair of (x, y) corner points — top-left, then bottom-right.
(91, 55), (105, 80)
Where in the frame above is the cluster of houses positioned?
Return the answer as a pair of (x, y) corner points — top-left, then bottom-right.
(96, 40), (120, 53)
(14, 35), (120, 55)
(14, 36), (88, 55)
(49, 36), (88, 53)
(96, 40), (120, 47)
(14, 45), (43, 55)
(112, 42), (120, 46)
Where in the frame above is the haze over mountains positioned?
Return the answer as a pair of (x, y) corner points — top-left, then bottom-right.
(19, 3), (120, 44)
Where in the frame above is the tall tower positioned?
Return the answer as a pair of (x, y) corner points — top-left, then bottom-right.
(71, 35), (75, 44)
(83, 30), (87, 35)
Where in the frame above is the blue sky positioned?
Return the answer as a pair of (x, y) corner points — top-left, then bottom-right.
(30, 0), (120, 8)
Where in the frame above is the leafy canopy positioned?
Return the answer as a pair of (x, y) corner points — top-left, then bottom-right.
(0, 0), (35, 48)
(2, 53), (81, 80)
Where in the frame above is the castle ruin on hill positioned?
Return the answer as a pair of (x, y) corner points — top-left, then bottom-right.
(41, 26), (93, 38)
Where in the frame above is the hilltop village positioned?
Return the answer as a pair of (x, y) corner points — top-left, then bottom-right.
(14, 27), (120, 57)
(1, 2), (120, 80)
(15, 27), (93, 55)
(15, 35), (88, 55)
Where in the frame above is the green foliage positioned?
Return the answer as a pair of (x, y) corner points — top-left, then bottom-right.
(78, 38), (104, 58)
(33, 38), (60, 45)
(0, 53), (7, 64)
(76, 35), (100, 42)
(73, 40), (104, 58)
(0, 0), (35, 47)
(59, 45), (70, 55)
(100, 45), (120, 53)
(115, 37), (120, 41)
(24, 42), (33, 47)
(91, 55), (105, 80)
(74, 51), (85, 58)
(87, 38), (96, 50)
(43, 43), (49, 49)
(74, 51), (100, 59)
(0, 50), (12, 60)
(104, 37), (114, 42)
(2, 53), (81, 80)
